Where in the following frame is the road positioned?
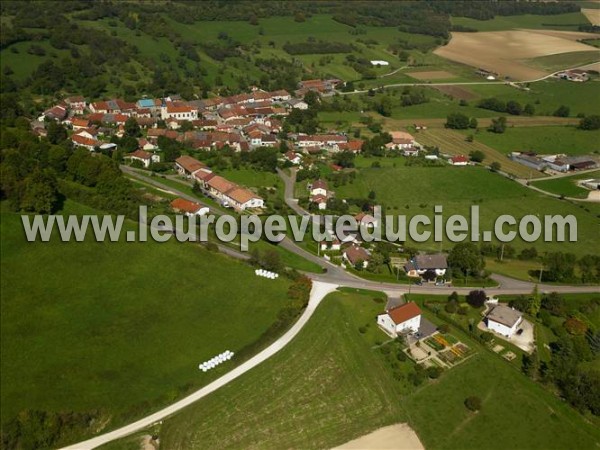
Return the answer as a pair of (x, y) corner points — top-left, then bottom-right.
(63, 162), (599, 449)
(61, 281), (339, 450)
(514, 168), (600, 203)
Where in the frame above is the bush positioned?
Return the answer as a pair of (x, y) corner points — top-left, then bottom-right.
(358, 326), (367, 334)
(426, 366), (443, 379)
(445, 301), (458, 314)
(437, 323), (450, 333)
(480, 332), (493, 342)
(397, 351), (407, 361)
(466, 290), (486, 308)
(464, 396), (482, 411)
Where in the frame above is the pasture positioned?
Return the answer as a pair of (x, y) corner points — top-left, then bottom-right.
(0, 200), (294, 440)
(467, 126), (600, 156)
(434, 30), (598, 80)
(331, 164), (600, 255)
(152, 291), (600, 450)
(531, 170), (600, 198)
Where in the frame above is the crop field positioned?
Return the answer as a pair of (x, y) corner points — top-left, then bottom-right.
(435, 30), (598, 80)
(466, 126), (600, 156)
(582, 8), (600, 26)
(531, 170), (600, 198)
(0, 200), (295, 440)
(151, 291), (600, 450)
(450, 12), (593, 32)
(416, 128), (541, 178)
(332, 165), (600, 255)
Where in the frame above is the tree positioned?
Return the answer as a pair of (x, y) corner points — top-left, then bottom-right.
(579, 115), (600, 130)
(261, 249), (283, 272)
(529, 284), (541, 316)
(506, 100), (522, 115)
(469, 150), (485, 163)
(445, 112), (470, 129)
(46, 121), (67, 144)
(541, 292), (565, 316)
(466, 290), (486, 308)
(487, 116), (507, 134)
(448, 242), (484, 277)
(553, 105), (570, 117)
(464, 396), (482, 411)
(490, 161), (501, 172)
(543, 252), (577, 282)
(124, 117), (141, 137)
(377, 96), (393, 117)
(522, 350), (539, 378)
(20, 169), (59, 214)
(524, 103), (535, 116)
(469, 117), (478, 129)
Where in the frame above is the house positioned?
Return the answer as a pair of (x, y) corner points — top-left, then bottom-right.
(193, 168), (215, 188)
(377, 302), (422, 337)
(170, 198), (209, 216)
(320, 237), (341, 251)
(297, 134), (347, 150)
(175, 155), (206, 178)
(311, 194), (328, 210)
(355, 212), (378, 229)
(486, 304), (523, 338)
(343, 244), (370, 268)
(71, 134), (100, 151)
(370, 60), (390, 66)
(225, 187), (265, 210)
(450, 155), (469, 166)
(71, 118), (90, 131)
(403, 147), (420, 157)
(40, 105), (68, 122)
(284, 151), (302, 165)
(404, 253), (448, 278)
(161, 103), (199, 121)
(127, 149), (159, 168)
(288, 99), (309, 110)
(386, 131), (416, 150)
(310, 179), (328, 197)
(65, 96), (86, 114)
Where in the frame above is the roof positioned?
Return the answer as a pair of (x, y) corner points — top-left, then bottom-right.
(355, 212), (376, 224)
(312, 179), (328, 190)
(487, 304), (522, 328)
(207, 176), (236, 194)
(311, 194), (327, 203)
(129, 149), (152, 160)
(72, 134), (99, 147)
(137, 98), (156, 108)
(390, 131), (414, 142)
(175, 155), (206, 173)
(227, 187), (260, 205)
(387, 302), (422, 325)
(166, 103), (195, 113)
(170, 198), (203, 214)
(415, 253), (447, 270)
(344, 245), (370, 264)
(71, 118), (90, 128)
(451, 155), (468, 164)
(193, 168), (215, 182)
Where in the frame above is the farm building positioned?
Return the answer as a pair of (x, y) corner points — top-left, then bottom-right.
(486, 304), (522, 338)
(370, 60), (390, 66)
(377, 302), (422, 337)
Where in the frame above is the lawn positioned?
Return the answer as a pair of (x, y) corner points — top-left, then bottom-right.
(331, 164), (600, 256)
(451, 12), (592, 31)
(0, 200), (296, 444)
(158, 291), (407, 449)
(151, 290), (599, 450)
(468, 126), (600, 156)
(530, 169), (600, 198)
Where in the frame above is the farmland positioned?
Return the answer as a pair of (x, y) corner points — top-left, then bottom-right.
(434, 30), (598, 80)
(331, 164), (600, 255)
(450, 11), (593, 31)
(0, 200), (296, 444)
(466, 126), (600, 156)
(150, 291), (600, 450)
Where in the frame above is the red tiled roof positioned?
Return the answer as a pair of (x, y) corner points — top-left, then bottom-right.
(388, 302), (421, 325)
(176, 155), (206, 173)
(170, 198), (203, 214)
(129, 149), (152, 160)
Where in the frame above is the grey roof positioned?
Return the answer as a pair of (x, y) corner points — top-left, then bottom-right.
(406, 253), (448, 271)
(487, 304), (522, 328)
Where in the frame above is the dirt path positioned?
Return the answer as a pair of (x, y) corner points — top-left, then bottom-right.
(333, 424), (424, 450)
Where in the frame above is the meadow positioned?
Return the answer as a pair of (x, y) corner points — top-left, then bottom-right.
(467, 126), (600, 156)
(330, 164), (600, 255)
(150, 290), (600, 450)
(451, 12), (592, 31)
(531, 170), (600, 198)
(0, 200), (295, 439)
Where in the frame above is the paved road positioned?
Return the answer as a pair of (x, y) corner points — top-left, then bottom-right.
(514, 168), (600, 203)
(61, 281), (340, 450)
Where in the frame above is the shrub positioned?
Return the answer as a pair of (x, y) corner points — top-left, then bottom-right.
(437, 323), (450, 333)
(466, 290), (486, 308)
(397, 351), (407, 361)
(427, 366), (443, 379)
(445, 301), (458, 314)
(464, 396), (482, 411)
(358, 326), (367, 334)
(480, 332), (493, 342)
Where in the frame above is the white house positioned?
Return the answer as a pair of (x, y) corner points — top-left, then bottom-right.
(377, 302), (422, 337)
(450, 155), (468, 166)
(161, 103), (199, 121)
(128, 149), (160, 168)
(355, 212), (378, 229)
(175, 155), (207, 178)
(404, 253), (447, 278)
(486, 304), (523, 338)
(386, 131), (416, 150)
(170, 198), (209, 216)
(343, 245), (370, 268)
(370, 60), (389, 66)
(310, 179), (328, 197)
(288, 99), (309, 110)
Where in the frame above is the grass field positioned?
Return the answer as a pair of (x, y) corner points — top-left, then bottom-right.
(416, 128), (540, 178)
(467, 126), (600, 156)
(451, 12), (592, 31)
(528, 50), (600, 72)
(0, 200), (296, 440)
(331, 164), (600, 256)
(531, 170), (600, 198)
(149, 290), (600, 450)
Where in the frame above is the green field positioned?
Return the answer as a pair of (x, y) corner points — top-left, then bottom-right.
(330, 164), (600, 255)
(528, 51), (600, 73)
(451, 12), (592, 31)
(0, 200), (296, 443)
(468, 126), (600, 156)
(531, 170), (600, 198)
(147, 291), (600, 450)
